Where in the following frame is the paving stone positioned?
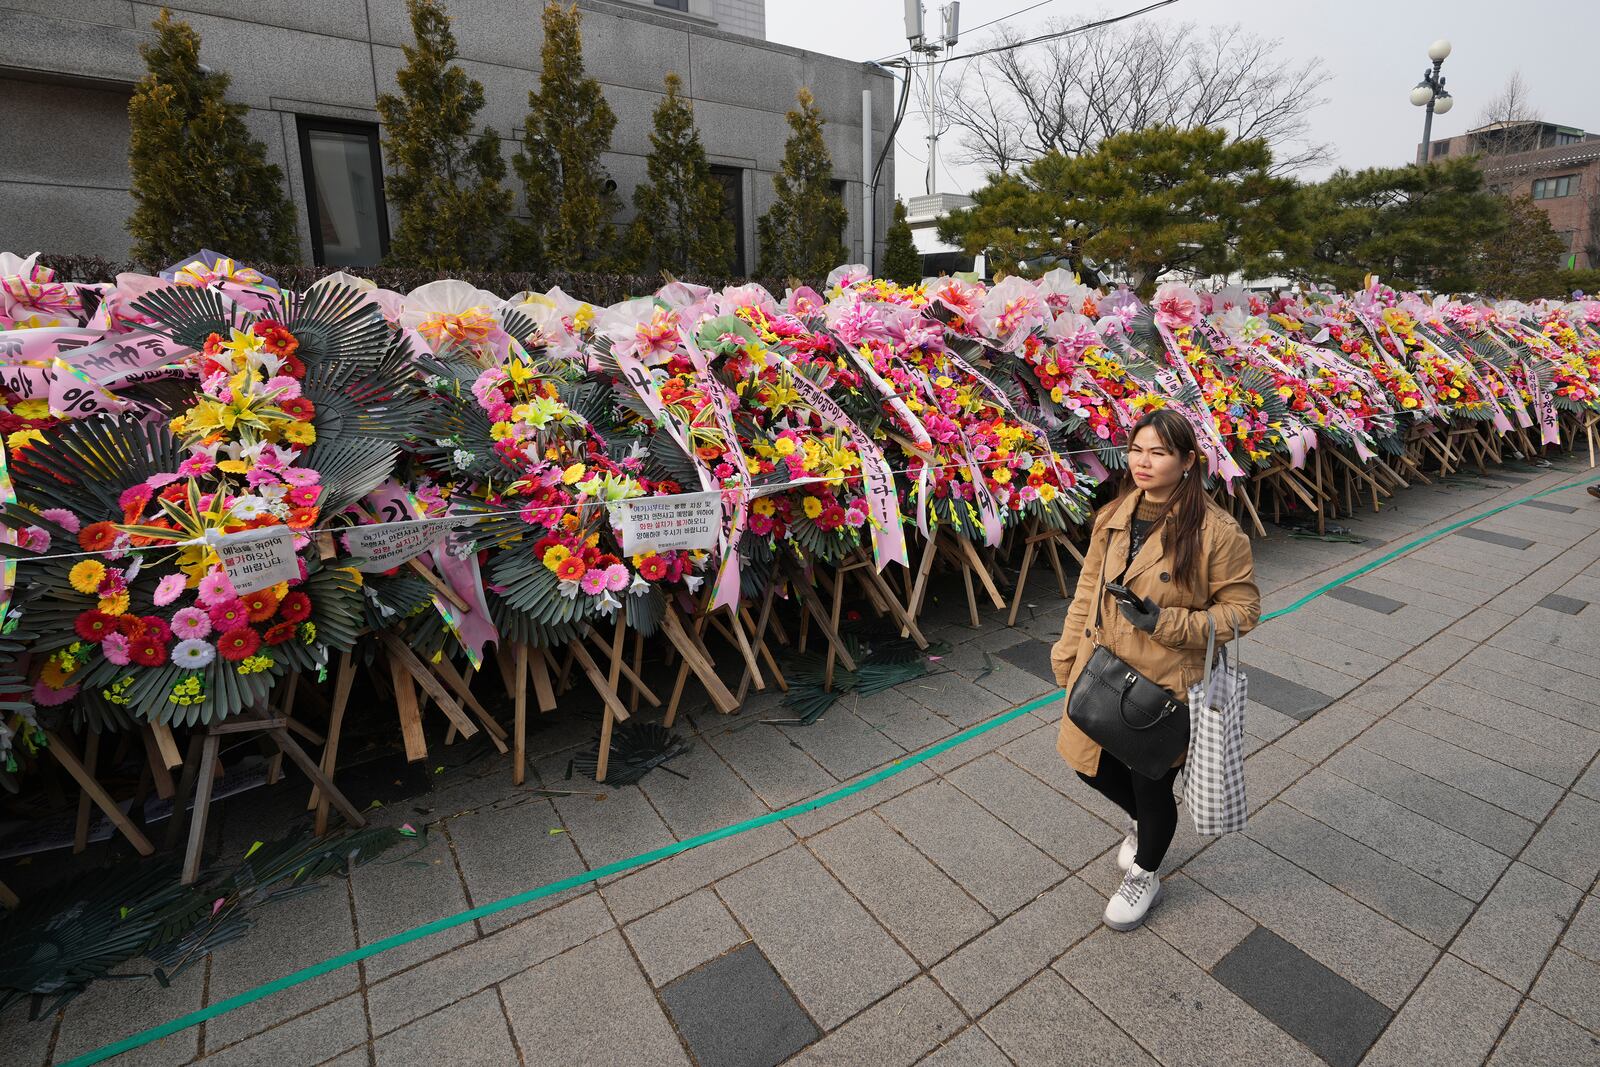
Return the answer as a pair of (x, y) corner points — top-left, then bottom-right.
(1563, 895), (1600, 962)
(1359, 953), (1521, 1067)
(1487, 1001), (1600, 1067)
(1062, 928), (1326, 1067)
(638, 737), (769, 837)
(972, 662), (1056, 708)
(920, 708), (1046, 777)
(946, 753), (1120, 871)
(204, 883), (359, 1049)
(809, 812), (993, 966)
(1530, 947), (1600, 1034)
(1454, 526), (1536, 551)
(1396, 631), (1481, 674)
(446, 797), (589, 932)
(786, 977), (963, 1067)
(703, 719), (838, 809)
(1341, 661), (1434, 714)
(372, 990), (512, 1067)
(652, 943), (815, 1067)
(909, 670), (1015, 728)
(1242, 640), (1365, 701)
(2, 1002), (54, 1067)
(1398, 701), (1587, 788)
(1184, 834), (1435, 1009)
(318, 1049), (370, 1066)
(551, 782), (675, 877)
(601, 822), (795, 924)
(1246, 802), (1474, 945)
(878, 780), (1065, 915)
(929, 875), (1104, 1015)
(1416, 678), (1600, 762)
(1444, 658), (1600, 728)
(1466, 645), (1597, 708)
(1325, 584), (1405, 614)
(1273, 702), (1377, 764)
(1243, 744), (1313, 814)
(200, 993), (368, 1067)
(978, 969), (1158, 1067)
(51, 961), (203, 1067)
(850, 690), (958, 752)
(366, 892), (613, 1035)
(1523, 499), (1580, 514)
(716, 845), (918, 1029)
(1579, 758), (1600, 802)
(1520, 791), (1600, 889)
(1452, 862), (1584, 992)
(1143, 872), (1257, 968)
(500, 929), (687, 1064)
(1491, 628), (1600, 683)
(1241, 701), (1300, 744)
(1445, 605), (1518, 642)
(1356, 720), (1563, 823)
(995, 638), (1057, 682)
(349, 831), (474, 982)
(916, 1025), (1012, 1066)
(1323, 746), (1537, 858)
(1280, 768), (1509, 900)
(778, 707), (907, 782)
(1243, 665), (1335, 719)
(1537, 592), (1590, 615)
(785, 762), (935, 839)
(622, 888), (747, 986)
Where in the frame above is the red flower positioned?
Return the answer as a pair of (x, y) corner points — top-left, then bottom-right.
(263, 621), (297, 645)
(202, 332), (224, 357)
(130, 638), (168, 667)
(278, 591), (312, 623)
(280, 397), (315, 421)
(140, 616), (172, 643)
(555, 556), (587, 582)
(253, 320), (300, 357)
(279, 353), (307, 379)
(209, 598), (250, 630)
(78, 521), (118, 553)
(286, 506), (318, 531)
(217, 627), (261, 662)
(74, 611), (115, 643)
(243, 588), (280, 623)
(637, 555), (668, 582)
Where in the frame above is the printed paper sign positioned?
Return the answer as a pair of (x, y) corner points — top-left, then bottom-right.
(212, 525), (300, 593)
(343, 519), (450, 573)
(614, 491), (722, 555)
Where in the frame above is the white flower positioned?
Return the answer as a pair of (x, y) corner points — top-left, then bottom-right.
(452, 449), (476, 470)
(231, 496), (269, 521)
(172, 639), (216, 668)
(596, 590), (621, 615)
(683, 574), (704, 594)
(628, 572), (652, 596)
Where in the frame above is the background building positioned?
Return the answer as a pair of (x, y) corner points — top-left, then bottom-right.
(0, 0), (894, 273)
(1425, 120), (1600, 269)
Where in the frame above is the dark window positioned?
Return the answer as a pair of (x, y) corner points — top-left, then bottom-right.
(1432, 140), (1450, 157)
(1532, 174), (1578, 200)
(709, 165), (746, 275)
(1555, 131), (1582, 145)
(297, 117), (389, 267)
(654, 0), (688, 10)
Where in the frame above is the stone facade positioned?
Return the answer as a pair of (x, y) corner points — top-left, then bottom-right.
(0, 0), (892, 273)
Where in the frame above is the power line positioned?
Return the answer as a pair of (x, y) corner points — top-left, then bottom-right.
(930, 0), (1182, 66)
(874, 0), (1064, 63)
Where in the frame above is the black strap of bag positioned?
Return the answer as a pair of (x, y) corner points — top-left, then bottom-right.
(1067, 528), (1191, 778)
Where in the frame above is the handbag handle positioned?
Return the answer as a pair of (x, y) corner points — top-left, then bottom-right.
(1115, 667), (1178, 731)
(1198, 611), (1242, 696)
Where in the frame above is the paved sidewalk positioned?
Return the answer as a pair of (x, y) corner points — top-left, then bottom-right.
(10, 461), (1600, 1066)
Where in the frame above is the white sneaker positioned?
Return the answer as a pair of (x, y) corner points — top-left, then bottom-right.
(1117, 826), (1138, 872)
(1104, 864), (1161, 931)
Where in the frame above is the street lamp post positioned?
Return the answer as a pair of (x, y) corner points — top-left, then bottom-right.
(1410, 39), (1455, 164)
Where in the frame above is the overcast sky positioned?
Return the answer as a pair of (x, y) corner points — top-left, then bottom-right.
(768, 0), (1595, 200)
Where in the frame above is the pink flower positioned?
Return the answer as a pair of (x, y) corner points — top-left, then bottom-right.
(171, 606), (213, 639)
(1151, 283), (1200, 330)
(153, 573), (187, 606)
(287, 485), (320, 507)
(97, 569), (128, 596)
(177, 454), (214, 478)
(208, 598), (249, 631)
(197, 569), (236, 606)
(749, 512), (774, 536)
(603, 563), (630, 592)
(32, 680), (77, 707)
(580, 569), (608, 596)
(40, 508), (80, 533)
(266, 375), (301, 399)
(282, 468), (319, 487)
(102, 632), (131, 665)
(23, 527), (49, 552)
(844, 507), (867, 528)
(145, 472), (180, 489)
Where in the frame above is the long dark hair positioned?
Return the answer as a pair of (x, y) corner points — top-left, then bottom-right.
(1115, 408), (1207, 589)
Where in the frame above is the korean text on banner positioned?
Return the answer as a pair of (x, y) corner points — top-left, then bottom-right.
(343, 520), (450, 574)
(614, 491), (723, 556)
(210, 525), (300, 594)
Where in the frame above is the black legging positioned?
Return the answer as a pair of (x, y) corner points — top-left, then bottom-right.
(1077, 753), (1182, 872)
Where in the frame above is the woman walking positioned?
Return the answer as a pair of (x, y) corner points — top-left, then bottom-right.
(1051, 409), (1260, 930)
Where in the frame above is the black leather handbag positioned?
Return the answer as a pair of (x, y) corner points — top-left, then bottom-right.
(1067, 555), (1191, 779)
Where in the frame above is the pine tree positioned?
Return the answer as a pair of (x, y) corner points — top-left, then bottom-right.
(513, 2), (618, 270)
(126, 9), (298, 267)
(882, 198), (922, 283)
(376, 0), (512, 270)
(625, 73), (734, 279)
(757, 89), (849, 279)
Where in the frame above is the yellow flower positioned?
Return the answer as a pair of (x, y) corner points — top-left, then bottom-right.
(562, 463), (586, 485)
(753, 497), (776, 516)
(935, 375), (954, 388)
(284, 421), (316, 445)
(543, 545), (571, 571)
(12, 398), (48, 419)
(7, 428), (44, 451)
(1050, 386), (1064, 403)
(490, 421), (513, 440)
(69, 560), (107, 594)
(1402, 397), (1418, 409)
(802, 496), (823, 519)
(774, 437), (796, 456)
(993, 468), (1012, 484)
(1039, 483), (1058, 503)
(98, 592), (130, 616)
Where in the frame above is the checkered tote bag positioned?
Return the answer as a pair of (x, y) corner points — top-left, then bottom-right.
(1183, 614), (1249, 836)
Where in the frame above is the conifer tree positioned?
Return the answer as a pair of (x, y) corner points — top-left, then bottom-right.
(757, 89), (849, 279)
(376, 0), (512, 270)
(126, 9), (298, 267)
(514, 2), (618, 270)
(882, 198), (923, 283)
(625, 73), (734, 278)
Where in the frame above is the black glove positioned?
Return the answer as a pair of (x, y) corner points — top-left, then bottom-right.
(1117, 594), (1161, 633)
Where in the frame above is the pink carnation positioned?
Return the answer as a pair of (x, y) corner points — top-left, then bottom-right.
(170, 606), (213, 640)
(603, 563), (630, 592)
(282, 468), (319, 487)
(580, 569), (608, 596)
(102, 632), (131, 666)
(153, 573), (187, 606)
(197, 569), (236, 606)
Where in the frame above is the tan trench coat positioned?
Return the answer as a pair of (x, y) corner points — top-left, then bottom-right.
(1050, 491), (1261, 776)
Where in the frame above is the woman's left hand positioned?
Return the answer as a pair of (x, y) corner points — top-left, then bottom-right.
(1117, 594), (1162, 633)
